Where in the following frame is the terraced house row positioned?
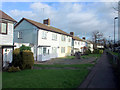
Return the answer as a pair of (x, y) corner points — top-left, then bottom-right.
(0, 10), (93, 67)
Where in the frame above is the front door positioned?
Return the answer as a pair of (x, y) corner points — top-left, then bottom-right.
(3, 48), (13, 67)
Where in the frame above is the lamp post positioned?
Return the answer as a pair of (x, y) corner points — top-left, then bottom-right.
(114, 17), (118, 51)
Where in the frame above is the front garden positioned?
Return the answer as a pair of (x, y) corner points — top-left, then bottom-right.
(2, 46), (103, 88)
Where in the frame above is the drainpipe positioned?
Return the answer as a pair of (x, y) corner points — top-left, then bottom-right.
(36, 29), (39, 61)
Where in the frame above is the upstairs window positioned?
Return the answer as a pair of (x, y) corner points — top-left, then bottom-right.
(18, 31), (22, 39)
(61, 35), (66, 41)
(52, 33), (57, 40)
(68, 38), (71, 42)
(0, 22), (7, 34)
(42, 31), (47, 39)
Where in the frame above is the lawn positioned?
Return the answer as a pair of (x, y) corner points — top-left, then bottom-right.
(3, 64), (94, 88)
(81, 54), (101, 59)
(57, 54), (101, 60)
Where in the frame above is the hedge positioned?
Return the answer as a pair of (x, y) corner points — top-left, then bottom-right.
(12, 48), (34, 70)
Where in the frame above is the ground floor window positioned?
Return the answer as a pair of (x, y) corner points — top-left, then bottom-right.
(61, 47), (65, 53)
(43, 47), (47, 54)
(52, 47), (57, 53)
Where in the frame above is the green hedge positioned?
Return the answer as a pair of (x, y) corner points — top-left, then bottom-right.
(12, 48), (23, 69)
(22, 50), (34, 69)
(12, 47), (34, 70)
(20, 45), (31, 52)
(84, 49), (91, 54)
(93, 49), (103, 54)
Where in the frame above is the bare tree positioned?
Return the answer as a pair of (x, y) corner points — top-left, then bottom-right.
(92, 31), (104, 49)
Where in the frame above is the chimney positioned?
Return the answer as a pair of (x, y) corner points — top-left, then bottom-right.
(70, 32), (74, 36)
(82, 37), (86, 40)
(43, 18), (50, 25)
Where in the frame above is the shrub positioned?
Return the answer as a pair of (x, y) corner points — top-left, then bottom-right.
(20, 45), (31, 52)
(8, 66), (21, 72)
(12, 48), (23, 69)
(93, 49), (99, 54)
(93, 49), (103, 54)
(21, 50), (34, 69)
(99, 50), (103, 54)
(84, 49), (91, 55)
(12, 46), (34, 70)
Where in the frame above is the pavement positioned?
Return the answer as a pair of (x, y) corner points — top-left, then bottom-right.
(79, 52), (118, 88)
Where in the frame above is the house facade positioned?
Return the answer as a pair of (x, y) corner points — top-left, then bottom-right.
(70, 32), (86, 54)
(14, 18), (72, 61)
(85, 40), (94, 53)
(0, 10), (16, 67)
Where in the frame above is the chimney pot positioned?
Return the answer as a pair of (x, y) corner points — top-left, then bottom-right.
(82, 37), (85, 40)
(70, 32), (74, 36)
(43, 18), (50, 25)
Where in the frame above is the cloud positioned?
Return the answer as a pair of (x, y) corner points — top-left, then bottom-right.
(8, 2), (119, 40)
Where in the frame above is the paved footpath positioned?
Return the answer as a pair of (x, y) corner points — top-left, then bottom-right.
(79, 52), (118, 88)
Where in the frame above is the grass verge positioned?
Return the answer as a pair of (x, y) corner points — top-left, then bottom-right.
(3, 64), (94, 88)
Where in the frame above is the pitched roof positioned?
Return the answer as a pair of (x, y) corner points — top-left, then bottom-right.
(0, 10), (17, 22)
(73, 36), (85, 42)
(15, 18), (72, 36)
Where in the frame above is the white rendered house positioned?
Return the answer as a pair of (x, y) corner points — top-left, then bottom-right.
(14, 18), (72, 61)
(0, 10), (17, 67)
(70, 32), (86, 54)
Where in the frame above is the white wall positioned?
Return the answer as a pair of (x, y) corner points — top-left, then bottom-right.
(0, 22), (14, 45)
(73, 40), (86, 53)
(38, 29), (72, 58)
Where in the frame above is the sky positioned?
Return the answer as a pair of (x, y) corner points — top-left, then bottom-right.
(1, 1), (119, 41)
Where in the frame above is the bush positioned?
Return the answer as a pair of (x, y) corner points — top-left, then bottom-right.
(84, 49), (91, 55)
(12, 46), (34, 70)
(93, 49), (103, 54)
(20, 45), (31, 52)
(8, 66), (21, 72)
(12, 48), (23, 69)
(99, 50), (103, 54)
(21, 50), (34, 69)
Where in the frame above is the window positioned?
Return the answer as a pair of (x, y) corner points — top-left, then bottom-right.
(61, 35), (66, 41)
(78, 42), (80, 45)
(75, 41), (77, 45)
(52, 33), (57, 40)
(42, 31), (47, 39)
(52, 47), (57, 53)
(68, 38), (71, 42)
(61, 47), (65, 53)
(0, 22), (7, 34)
(18, 31), (22, 39)
(43, 47), (46, 54)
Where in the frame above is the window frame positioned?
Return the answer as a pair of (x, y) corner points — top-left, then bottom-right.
(42, 31), (47, 39)
(18, 31), (22, 39)
(52, 33), (57, 41)
(61, 35), (66, 41)
(61, 47), (65, 53)
(0, 22), (8, 35)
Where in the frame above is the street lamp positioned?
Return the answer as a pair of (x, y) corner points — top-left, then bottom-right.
(114, 17), (118, 51)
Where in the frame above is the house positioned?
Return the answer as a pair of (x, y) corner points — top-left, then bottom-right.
(70, 32), (86, 54)
(85, 40), (94, 53)
(14, 18), (72, 61)
(0, 10), (17, 67)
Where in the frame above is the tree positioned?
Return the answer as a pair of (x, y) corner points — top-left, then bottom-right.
(92, 31), (104, 49)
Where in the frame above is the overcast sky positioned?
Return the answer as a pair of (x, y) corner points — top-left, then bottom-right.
(1, 1), (118, 41)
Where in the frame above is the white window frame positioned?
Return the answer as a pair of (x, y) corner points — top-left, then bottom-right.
(18, 31), (22, 39)
(61, 47), (65, 53)
(52, 33), (57, 41)
(61, 35), (66, 41)
(42, 31), (47, 39)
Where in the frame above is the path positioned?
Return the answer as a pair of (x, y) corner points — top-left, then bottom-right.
(79, 52), (118, 88)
